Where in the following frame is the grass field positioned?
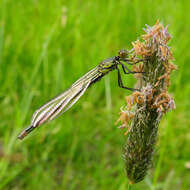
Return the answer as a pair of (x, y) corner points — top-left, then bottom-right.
(0, 0), (190, 189)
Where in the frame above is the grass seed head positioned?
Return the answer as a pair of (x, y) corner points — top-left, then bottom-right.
(117, 21), (177, 184)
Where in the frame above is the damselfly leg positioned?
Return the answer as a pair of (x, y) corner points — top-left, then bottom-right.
(115, 54), (143, 91)
(116, 66), (139, 91)
(120, 63), (144, 75)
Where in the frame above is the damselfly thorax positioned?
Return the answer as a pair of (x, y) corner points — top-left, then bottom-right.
(18, 50), (143, 140)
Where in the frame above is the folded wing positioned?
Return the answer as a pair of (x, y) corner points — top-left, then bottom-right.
(18, 66), (101, 139)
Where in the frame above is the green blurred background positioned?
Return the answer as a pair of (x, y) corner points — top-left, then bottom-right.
(0, 0), (190, 189)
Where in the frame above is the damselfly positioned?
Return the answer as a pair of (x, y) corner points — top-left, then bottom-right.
(18, 50), (142, 140)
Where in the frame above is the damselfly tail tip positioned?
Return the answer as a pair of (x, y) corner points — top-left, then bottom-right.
(18, 131), (27, 140)
(18, 125), (35, 140)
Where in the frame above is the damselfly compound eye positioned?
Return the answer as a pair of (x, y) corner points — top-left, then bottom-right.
(118, 49), (128, 58)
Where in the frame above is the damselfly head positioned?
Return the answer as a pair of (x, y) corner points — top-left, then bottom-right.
(118, 49), (128, 58)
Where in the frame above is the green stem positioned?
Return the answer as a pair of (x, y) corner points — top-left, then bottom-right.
(127, 183), (132, 190)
